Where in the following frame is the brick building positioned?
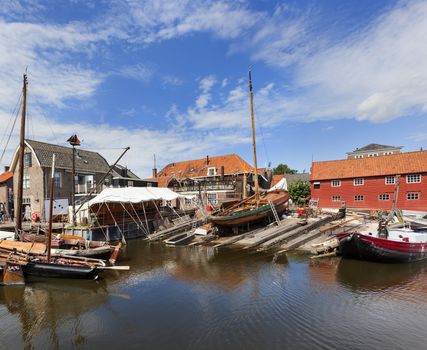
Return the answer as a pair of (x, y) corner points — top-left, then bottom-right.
(311, 150), (427, 212)
(0, 168), (14, 218)
(150, 154), (270, 206)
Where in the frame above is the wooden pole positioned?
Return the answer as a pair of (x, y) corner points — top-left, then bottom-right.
(248, 70), (259, 204)
(16, 74), (27, 234)
(72, 145), (76, 226)
(47, 154), (56, 262)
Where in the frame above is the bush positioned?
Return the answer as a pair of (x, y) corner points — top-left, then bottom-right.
(288, 180), (310, 205)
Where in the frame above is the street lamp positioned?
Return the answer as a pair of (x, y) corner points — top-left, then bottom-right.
(67, 134), (81, 226)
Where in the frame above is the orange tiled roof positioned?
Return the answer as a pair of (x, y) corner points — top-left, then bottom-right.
(0, 171), (13, 183)
(271, 175), (284, 187)
(155, 154), (253, 186)
(311, 150), (427, 181)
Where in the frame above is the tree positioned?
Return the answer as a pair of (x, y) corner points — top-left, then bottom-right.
(288, 180), (311, 205)
(272, 163), (297, 175)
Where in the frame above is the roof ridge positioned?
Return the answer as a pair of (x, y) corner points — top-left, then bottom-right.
(314, 150), (427, 164)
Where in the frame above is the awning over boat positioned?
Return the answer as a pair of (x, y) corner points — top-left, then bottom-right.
(88, 187), (191, 207)
(268, 177), (288, 191)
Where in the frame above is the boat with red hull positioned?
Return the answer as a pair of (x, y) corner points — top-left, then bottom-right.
(337, 230), (427, 263)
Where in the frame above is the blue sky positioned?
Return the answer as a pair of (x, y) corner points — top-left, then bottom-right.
(0, 0), (426, 177)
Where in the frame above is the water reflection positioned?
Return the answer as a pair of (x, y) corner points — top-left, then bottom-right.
(0, 280), (109, 349)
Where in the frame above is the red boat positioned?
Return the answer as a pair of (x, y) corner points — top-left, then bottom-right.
(337, 226), (427, 263)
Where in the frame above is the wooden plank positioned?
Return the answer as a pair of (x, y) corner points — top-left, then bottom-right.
(0, 240), (46, 255)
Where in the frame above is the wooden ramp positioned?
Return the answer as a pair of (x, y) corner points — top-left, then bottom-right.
(148, 218), (203, 241)
(256, 216), (337, 252)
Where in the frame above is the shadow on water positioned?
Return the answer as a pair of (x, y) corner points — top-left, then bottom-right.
(336, 258), (427, 292)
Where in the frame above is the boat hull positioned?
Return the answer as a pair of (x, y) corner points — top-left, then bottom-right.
(23, 261), (102, 279)
(51, 246), (113, 260)
(338, 233), (427, 263)
(209, 190), (289, 227)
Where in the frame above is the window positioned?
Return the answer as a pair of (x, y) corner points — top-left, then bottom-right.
(384, 151), (393, 155)
(353, 178), (364, 186)
(406, 174), (421, 183)
(332, 195), (341, 201)
(331, 180), (341, 187)
(54, 172), (61, 188)
(128, 181), (134, 187)
(385, 176), (396, 185)
(165, 200), (172, 207)
(23, 174), (30, 189)
(207, 193), (217, 204)
(313, 182), (320, 189)
(207, 167), (216, 176)
(368, 153), (378, 157)
(185, 198), (192, 205)
(407, 193), (420, 200)
(354, 155), (363, 159)
(146, 182), (152, 187)
(24, 153), (32, 168)
(354, 195), (364, 201)
(379, 194), (390, 201)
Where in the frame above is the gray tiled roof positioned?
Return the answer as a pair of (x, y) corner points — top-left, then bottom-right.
(26, 139), (110, 173)
(352, 143), (399, 152)
(284, 173), (310, 183)
(111, 164), (141, 179)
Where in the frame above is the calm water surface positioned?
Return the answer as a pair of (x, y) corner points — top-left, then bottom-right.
(1, 239), (427, 349)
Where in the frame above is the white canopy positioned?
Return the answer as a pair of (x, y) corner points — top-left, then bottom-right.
(268, 177), (288, 191)
(88, 187), (189, 207)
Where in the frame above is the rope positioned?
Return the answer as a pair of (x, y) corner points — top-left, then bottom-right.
(119, 202), (147, 235)
(141, 202), (150, 235)
(105, 202), (126, 244)
(0, 94), (22, 164)
(130, 202), (149, 236)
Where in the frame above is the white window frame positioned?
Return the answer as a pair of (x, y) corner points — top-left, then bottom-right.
(207, 193), (217, 205)
(23, 174), (30, 189)
(407, 192), (420, 200)
(54, 172), (61, 188)
(207, 167), (216, 176)
(313, 181), (320, 189)
(331, 195), (341, 201)
(406, 174), (421, 184)
(354, 155), (363, 159)
(331, 180), (341, 187)
(353, 178), (364, 186)
(383, 151), (393, 155)
(385, 176), (396, 185)
(378, 194), (390, 201)
(354, 195), (364, 201)
(368, 153), (379, 157)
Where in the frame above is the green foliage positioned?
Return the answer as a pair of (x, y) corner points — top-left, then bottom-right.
(272, 163), (297, 175)
(288, 180), (311, 205)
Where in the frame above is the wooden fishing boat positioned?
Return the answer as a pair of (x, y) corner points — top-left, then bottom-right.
(337, 226), (427, 263)
(209, 189), (289, 227)
(209, 71), (289, 229)
(23, 257), (105, 279)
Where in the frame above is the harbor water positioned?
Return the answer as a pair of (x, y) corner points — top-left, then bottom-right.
(1, 239), (427, 349)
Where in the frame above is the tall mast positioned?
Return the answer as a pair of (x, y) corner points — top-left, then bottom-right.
(249, 70), (260, 203)
(16, 73), (27, 234)
(47, 154), (56, 262)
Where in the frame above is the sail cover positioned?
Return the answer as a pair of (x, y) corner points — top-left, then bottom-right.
(268, 177), (288, 191)
(88, 187), (189, 206)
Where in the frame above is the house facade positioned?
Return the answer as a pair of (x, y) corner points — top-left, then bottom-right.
(311, 150), (427, 211)
(0, 168), (14, 219)
(150, 154), (270, 206)
(111, 164), (157, 188)
(346, 143), (403, 159)
(10, 139), (111, 221)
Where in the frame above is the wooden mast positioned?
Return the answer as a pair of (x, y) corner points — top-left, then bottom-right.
(249, 70), (260, 203)
(46, 154), (55, 262)
(16, 74), (28, 234)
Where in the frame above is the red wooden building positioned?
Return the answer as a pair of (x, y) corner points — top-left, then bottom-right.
(311, 150), (427, 211)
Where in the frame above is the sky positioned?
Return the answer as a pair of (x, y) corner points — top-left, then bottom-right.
(0, 0), (426, 178)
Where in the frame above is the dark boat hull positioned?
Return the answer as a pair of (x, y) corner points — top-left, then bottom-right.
(23, 261), (102, 279)
(338, 233), (427, 263)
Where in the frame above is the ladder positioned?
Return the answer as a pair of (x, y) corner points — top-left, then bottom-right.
(268, 200), (281, 226)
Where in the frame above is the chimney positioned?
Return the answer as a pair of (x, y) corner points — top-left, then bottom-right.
(220, 166), (224, 181)
(206, 155), (209, 165)
(152, 153), (157, 178)
(4, 166), (10, 172)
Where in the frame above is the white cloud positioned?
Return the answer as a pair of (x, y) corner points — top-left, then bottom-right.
(116, 64), (153, 83)
(285, 0), (427, 123)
